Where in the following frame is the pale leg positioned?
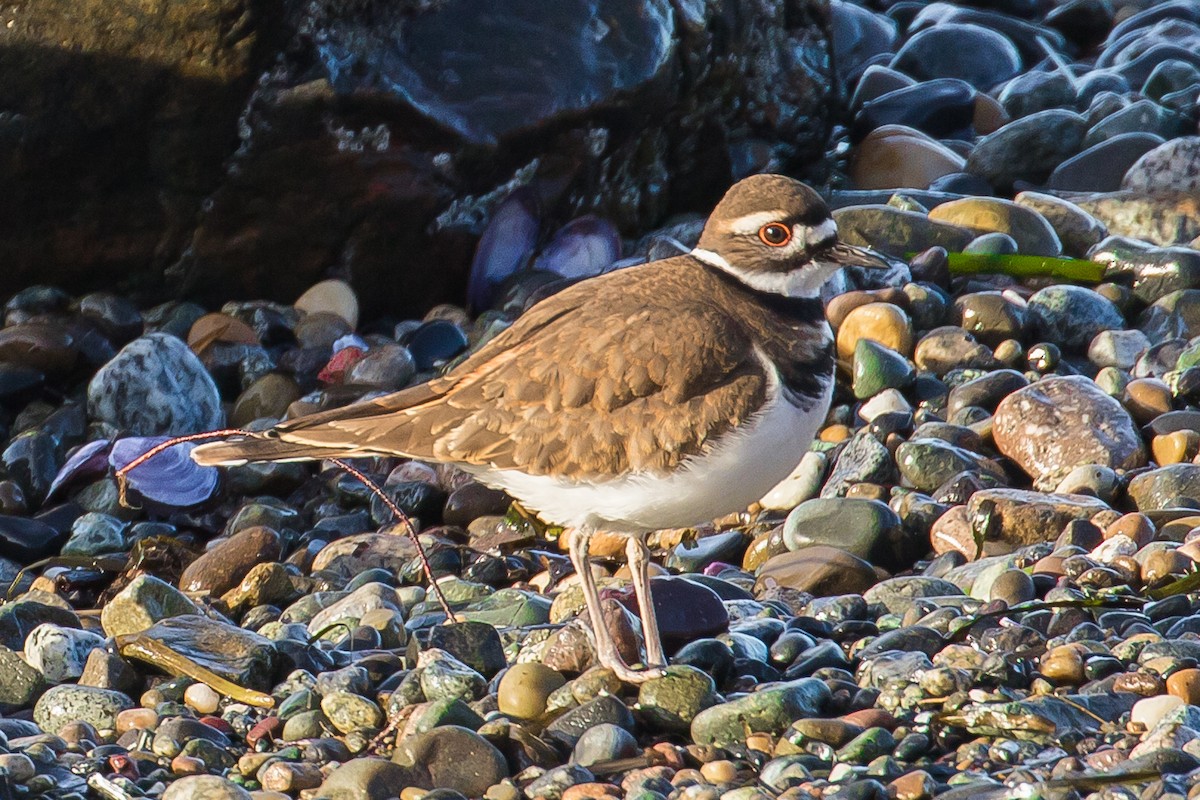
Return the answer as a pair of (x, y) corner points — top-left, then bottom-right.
(566, 527), (649, 683)
(626, 535), (666, 673)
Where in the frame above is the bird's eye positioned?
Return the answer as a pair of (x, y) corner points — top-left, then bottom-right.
(758, 223), (792, 247)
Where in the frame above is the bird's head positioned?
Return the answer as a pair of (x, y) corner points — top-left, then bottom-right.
(693, 173), (888, 298)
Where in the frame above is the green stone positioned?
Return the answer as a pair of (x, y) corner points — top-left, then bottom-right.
(836, 727), (896, 764)
(411, 697), (485, 733)
(783, 498), (900, 562)
(458, 589), (552, 627)
(690, 678), (831, 746)
(895, 437), (1003, 493)
(636, 666), (716, 733)
(100, 575), (199, 638)
(418, 651), (486, 703)
(321, 692), (384, 733)
(852, 339), (915, 400)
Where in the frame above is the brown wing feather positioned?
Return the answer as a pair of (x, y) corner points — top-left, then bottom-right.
(199, 259), (769, 479)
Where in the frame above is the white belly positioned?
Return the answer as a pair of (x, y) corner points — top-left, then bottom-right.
(466, 370), (833, 533)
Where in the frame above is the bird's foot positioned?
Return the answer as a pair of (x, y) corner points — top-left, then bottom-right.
(596, 650), (668, 684)
(597, 657), (672, 681)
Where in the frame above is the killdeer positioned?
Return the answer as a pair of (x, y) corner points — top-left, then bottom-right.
(192, 174), (887, 683)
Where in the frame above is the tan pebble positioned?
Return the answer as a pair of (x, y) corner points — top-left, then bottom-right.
(58, 721), (98, 744)
(497, 662), (566, 719)
(1153, 431), (1200, 465)
(1143, 656), (1180, 677)
(250, 792), (292, 800)
(1112, 671), (1165, 697)
(1166, 668), (1200, 705)
(400, 788), (427, 800)
(1131, 694), (1183, 729)
(561, 783), (622, 800)
(295, 279), (359, 330)
(745, 732), (775, 755)
(187, 313), (259, 354)
(1040, 645), (1085, 685)
(890, 770), (935, 800)
(826, 290), (905, 330)
(650, 742), (686, 770)
(836, 302), (914, 360)
(1032, 554), (1066, 577)
(671, 769), (707, 787)
(1178, 540), (1200, 561)
(1123, 378), (1173, 423)
(260, 762), (324, 793)
(845, 483), (889, 502)
(849, 125), (965, 191)
(699, 760), (738, 785)
(239, 752), (275, 776)
(973, 94), (1010, 135)
(1158, 516), (1200, 542)
(184, 683), (221, 715)
(483, 784), (522, 800)
(116, 708), (158, 734)
(171, 755), (207, 776)
(1105, 513), (1155, 546)
(820, 424), (852, 443)
(1142, 549), (1188, 583)
(0, 754), (36, 783)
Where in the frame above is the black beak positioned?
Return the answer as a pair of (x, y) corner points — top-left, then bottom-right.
(816, 240), (892, 269)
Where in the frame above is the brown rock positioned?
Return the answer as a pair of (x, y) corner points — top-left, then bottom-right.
(187, 313), (259, 354)
(178, 526), (280, 596)
(77, 649), (142, 696)
(0, 324), (77, 373)
(966, 488), (1112, 549)
(1112, 671), (1165, 697)
(1166, 668), (1200, 705)
(231, 374), (302, 427)
(930, 505), (1016, 560)
(973, 94), (1010, 136)
(754, 546), (877, 597)
(1153, 431), (1200, 465)
(1106, 513), (1155, 546)
(1124, 378), (1174, 424)
(848, 125), (965, 191)
(890, 770), (934, 800)
(1040, 644), (1085, 685)
(993, 376), (1147, 490)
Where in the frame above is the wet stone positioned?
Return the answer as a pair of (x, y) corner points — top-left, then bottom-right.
(755, 547), (878, 598)
(966, 109), (1089, 191)
(784, 498), (901, 564)
(691, 678), (831, 746)
(180, 526), (282, 596)
(636, 666), (716, 733)
(23, 623), (104, 684)
(123, 615), (278, 691)
(891, 24), (1021, 89)
(88, 333), (223, 436)
(101, 575), (200, 638)
(33, 683), (133, 733)
(993, 376), (1147, 489)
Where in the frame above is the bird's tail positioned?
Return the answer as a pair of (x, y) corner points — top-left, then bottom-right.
(190, 435), (365, 466)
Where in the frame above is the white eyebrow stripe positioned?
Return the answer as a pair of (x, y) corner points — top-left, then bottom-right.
(725, 210), (791, 235)
(800, 218), (838, 249)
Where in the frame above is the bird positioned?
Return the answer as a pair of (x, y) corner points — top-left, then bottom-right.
(191, 173), (888, 683)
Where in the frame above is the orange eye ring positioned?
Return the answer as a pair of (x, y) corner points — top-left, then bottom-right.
(758, 223), (792, 247)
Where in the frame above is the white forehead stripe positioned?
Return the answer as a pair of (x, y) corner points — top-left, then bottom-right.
(725, 210), (791, 236)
